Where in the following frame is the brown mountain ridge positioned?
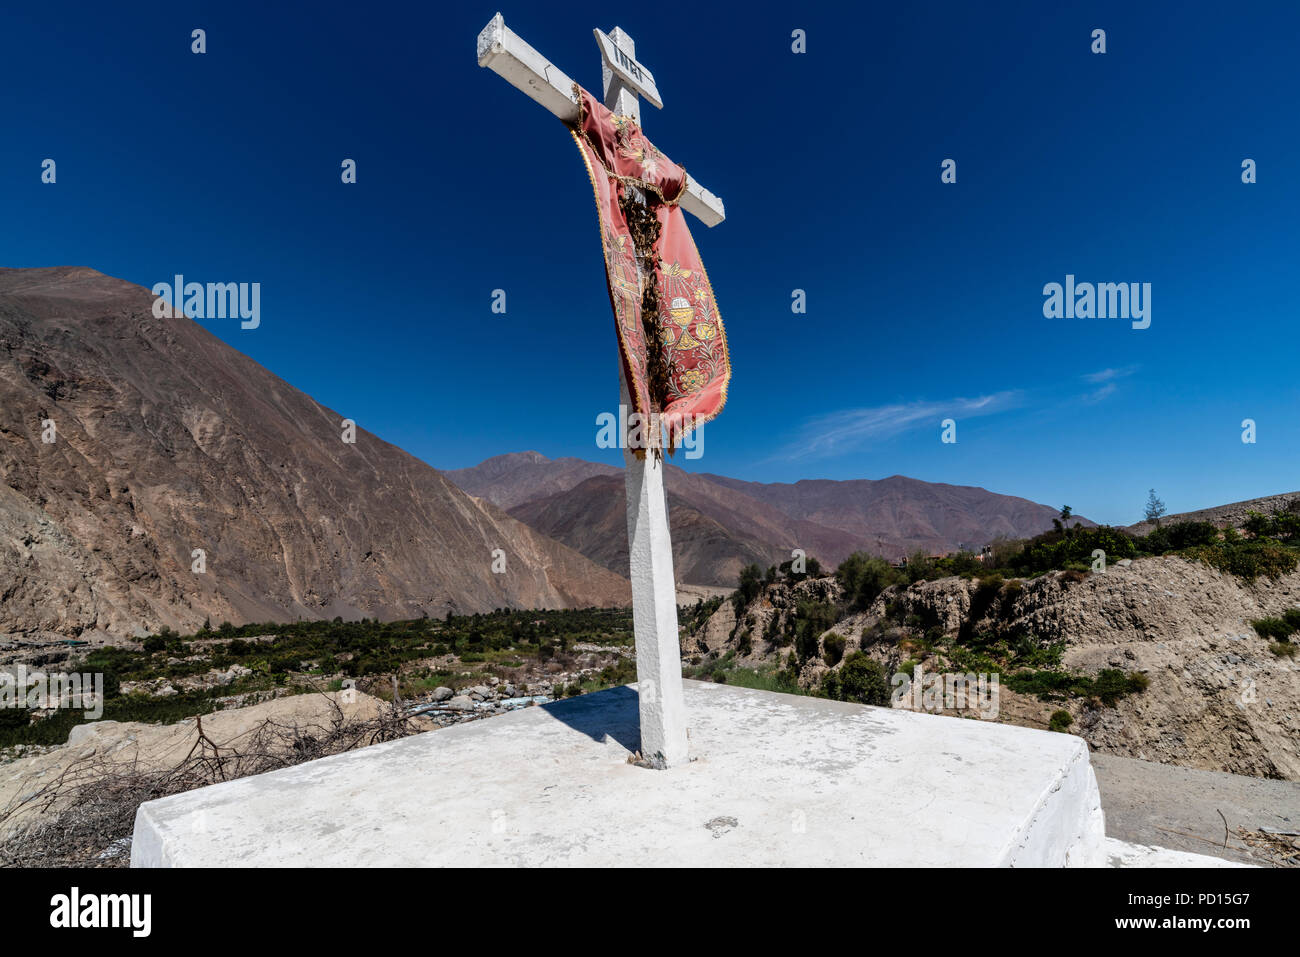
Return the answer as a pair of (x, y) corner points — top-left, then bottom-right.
(0, 267), (628, 639)
(447, 453), (1092, 587)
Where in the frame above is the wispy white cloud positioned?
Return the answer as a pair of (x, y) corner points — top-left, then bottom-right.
(782, 391), (1024, 459)
(1078, 365), (1137, 403)
(1081, 381), (1118, 404)
(1082, 365), (1138, 384)
(775, 366), (1138, 463)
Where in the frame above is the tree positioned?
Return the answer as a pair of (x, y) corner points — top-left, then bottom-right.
(1144, 489), (1167, 525)
(733, 563), (763, 613)
(793, 600), (838, 664)
(1053, 505), (1076, 537)
(836, 552), (902, 610)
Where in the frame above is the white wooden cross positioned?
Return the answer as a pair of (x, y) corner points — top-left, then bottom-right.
(478, 13), (727, 768)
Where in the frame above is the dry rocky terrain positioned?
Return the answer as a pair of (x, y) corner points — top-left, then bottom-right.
(688, 556), (1300, 780)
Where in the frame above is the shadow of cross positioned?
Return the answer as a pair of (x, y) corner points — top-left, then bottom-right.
(478, 16), (727, 768)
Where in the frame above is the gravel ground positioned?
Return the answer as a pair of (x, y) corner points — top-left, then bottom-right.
(1092, 751), (1300, 866)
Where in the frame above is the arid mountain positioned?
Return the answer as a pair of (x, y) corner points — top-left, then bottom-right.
(454, 453), (867, 586)
(0, 267), (628, 639)
(449, 453), (1086, 586)
(700, 474), (1093, 556)
(507, 473), (805, 587)
(445, 451), (619, 511)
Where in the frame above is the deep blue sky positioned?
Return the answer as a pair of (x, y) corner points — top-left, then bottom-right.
(3, 1), (1297, 525)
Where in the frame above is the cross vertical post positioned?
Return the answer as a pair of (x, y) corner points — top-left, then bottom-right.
(604, 27), (689, 769)
(478, 13), (725, 769)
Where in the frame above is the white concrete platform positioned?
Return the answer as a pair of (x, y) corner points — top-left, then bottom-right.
(131, 680), (1106, 867)
(1104, 839), (1255, 868)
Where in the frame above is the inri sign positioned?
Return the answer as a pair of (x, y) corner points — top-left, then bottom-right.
(593, 28), (663, 110)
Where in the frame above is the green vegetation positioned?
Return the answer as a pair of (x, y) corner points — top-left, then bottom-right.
(793, 600), (838, 663)
(822, 632), (847, 666)
(686, 653), (803, 695)
(1183, 540), (1298, 581)
(1144, 489), (1167, 524)
(1, 608), (639, 750)
(820, 652), (891, 706)
(734, 555), (827, 614)
(836, 553), (900, 610)
(1049, 709), (1073, 733)
(733, 564), (764, 613)
(682, 596), (724, 634)
(1251, 615), (1297, 641)
(0, 688), (228, 748)
(553, 657), (637, 698)
(819, 504), (1300, 597)
(1242, 505), (1300, 543)
(1253, 608), (1300, 655)
(1005, 668), (1149, 706)
(771, 555), (823, 583)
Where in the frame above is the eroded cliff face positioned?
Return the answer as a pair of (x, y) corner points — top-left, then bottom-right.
(0, 267), (628, 640)
(693, 557), (1300, 780)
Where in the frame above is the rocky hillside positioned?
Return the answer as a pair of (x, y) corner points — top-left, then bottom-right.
(0, 268), (629, 640)
(1127, 491), (1300, 537)
(688, 557), (1300, 781)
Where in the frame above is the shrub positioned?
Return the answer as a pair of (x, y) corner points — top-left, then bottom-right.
(1185, 541), (1298, 581)
(1012, 526), (1137, 576)
(1092, 668), (1148, 706)
(960, 575), (1013, 641)
(0, 708), (31, 730)
(822, 632), (847, 666)
(1005, 668), (1147, 706)
(1251, 617), (1295, 641)
(778, 555), (823, 582)
(836, 553), (903, 611)
(733, 563), (764, 613)
(1271, 642), (1298, 658)
(1049, 710), (1073, 733)
(821, 653), (890, 706)
(794, 600), (838, 663)
(1142, 520), (1220, 552)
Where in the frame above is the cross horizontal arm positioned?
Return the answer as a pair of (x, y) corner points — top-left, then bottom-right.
(476, 13), (726, 228)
